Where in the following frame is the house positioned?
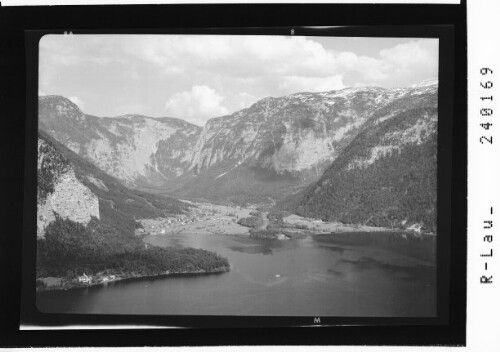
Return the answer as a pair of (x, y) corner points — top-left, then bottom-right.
(408, 223), (423, 234)
(101, 274), (116, 282)
(78, 273), (91, 284)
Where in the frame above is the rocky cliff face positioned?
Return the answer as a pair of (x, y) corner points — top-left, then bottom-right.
(279, 80), (438, 232)
(39, 96), (201, 188)
(37, 136), (99, 237)
(178, 85), (430, 202)
(190, 86), (423, 176)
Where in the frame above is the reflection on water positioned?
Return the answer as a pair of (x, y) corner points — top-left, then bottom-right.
(227, 238), (294, 255)
(331, 257), (434, 283)
(228, 244), (274, 255)
(37, 232), (436, 317)
(318, 244), (348, 254)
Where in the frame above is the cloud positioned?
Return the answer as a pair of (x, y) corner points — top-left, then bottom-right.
(380, 39), (438, 70)
(279, 75), (345, 93)
(38, 35), (439, 117)
(39, 34), (127, 67)
(164, 85), (228, 125)
(377, 39), (439, 86)
(123, 36), (342, 78)
(39, 36), (438, 88)
(39, 35), (127, 97)
(124, 70), (141, 80)
(121, 35), (437, 88)
(68, 96), (85, 109)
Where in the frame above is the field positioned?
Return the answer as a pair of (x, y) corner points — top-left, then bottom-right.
(137, 201), (256, 236)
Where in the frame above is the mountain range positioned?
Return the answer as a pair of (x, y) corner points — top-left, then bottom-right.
(38, 79), (438, 231)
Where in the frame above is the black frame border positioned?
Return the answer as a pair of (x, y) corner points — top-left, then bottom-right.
(0, 3), (466, 347)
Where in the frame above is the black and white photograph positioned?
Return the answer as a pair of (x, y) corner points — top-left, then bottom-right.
(34, 33), (440, 318)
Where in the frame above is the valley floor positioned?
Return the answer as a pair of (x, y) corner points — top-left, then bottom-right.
(136, 201), (430, 239)
(137, 201), (256, 236)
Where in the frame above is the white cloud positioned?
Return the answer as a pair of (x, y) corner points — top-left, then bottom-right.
(121, 35), (437, 88)
(38, 35), (439, 117)
(124, 36), (342, 78)
(380, 39), (438, 70)
(378, 39), (439, 86)
(164, 85), (228, 125)
(39, 34), (127, 67)
(68, 96), (85, 109)
(335, 52), (388, 82)
(279, 75), (345, 93)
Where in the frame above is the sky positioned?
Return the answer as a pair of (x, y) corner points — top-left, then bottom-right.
(39, 34), (439, 126)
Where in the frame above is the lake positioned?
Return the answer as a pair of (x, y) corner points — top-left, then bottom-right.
(36, 232), (436, 317)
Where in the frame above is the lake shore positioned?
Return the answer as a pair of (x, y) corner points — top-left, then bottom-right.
(137, 202), (435, 241)
(36, 266), (230, 292)
(37, 230), (437, 317)
(281, 214), (435, 236)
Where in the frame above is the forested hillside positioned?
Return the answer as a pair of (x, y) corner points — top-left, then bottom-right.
(278, 83), (438, 233)
(36, 132), (229, 287)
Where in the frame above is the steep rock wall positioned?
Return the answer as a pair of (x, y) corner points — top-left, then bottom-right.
(37, 137), (100, 237)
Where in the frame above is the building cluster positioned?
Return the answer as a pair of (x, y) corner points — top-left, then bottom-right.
(140, 210), (236, 235)
(77, 273), (116, 284)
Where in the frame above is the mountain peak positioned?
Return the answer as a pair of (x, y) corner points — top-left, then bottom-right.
(39, 95), (80, 108)
(39, 95), (85, 122)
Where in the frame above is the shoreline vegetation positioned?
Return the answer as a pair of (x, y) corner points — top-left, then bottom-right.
(37, 266), (230, 292)
(36, 215), (230, 292)
(136, 201), (435, 241)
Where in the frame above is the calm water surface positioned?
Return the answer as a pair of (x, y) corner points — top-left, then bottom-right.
(37, 233), (436, 316)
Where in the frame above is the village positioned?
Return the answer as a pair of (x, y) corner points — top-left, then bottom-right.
(76, 272), (117, 285)
(136, 201), (257, 236)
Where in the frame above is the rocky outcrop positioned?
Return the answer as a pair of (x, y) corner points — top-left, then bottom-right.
(37, 169), (100, 237)
(37, 136), (99, 237)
